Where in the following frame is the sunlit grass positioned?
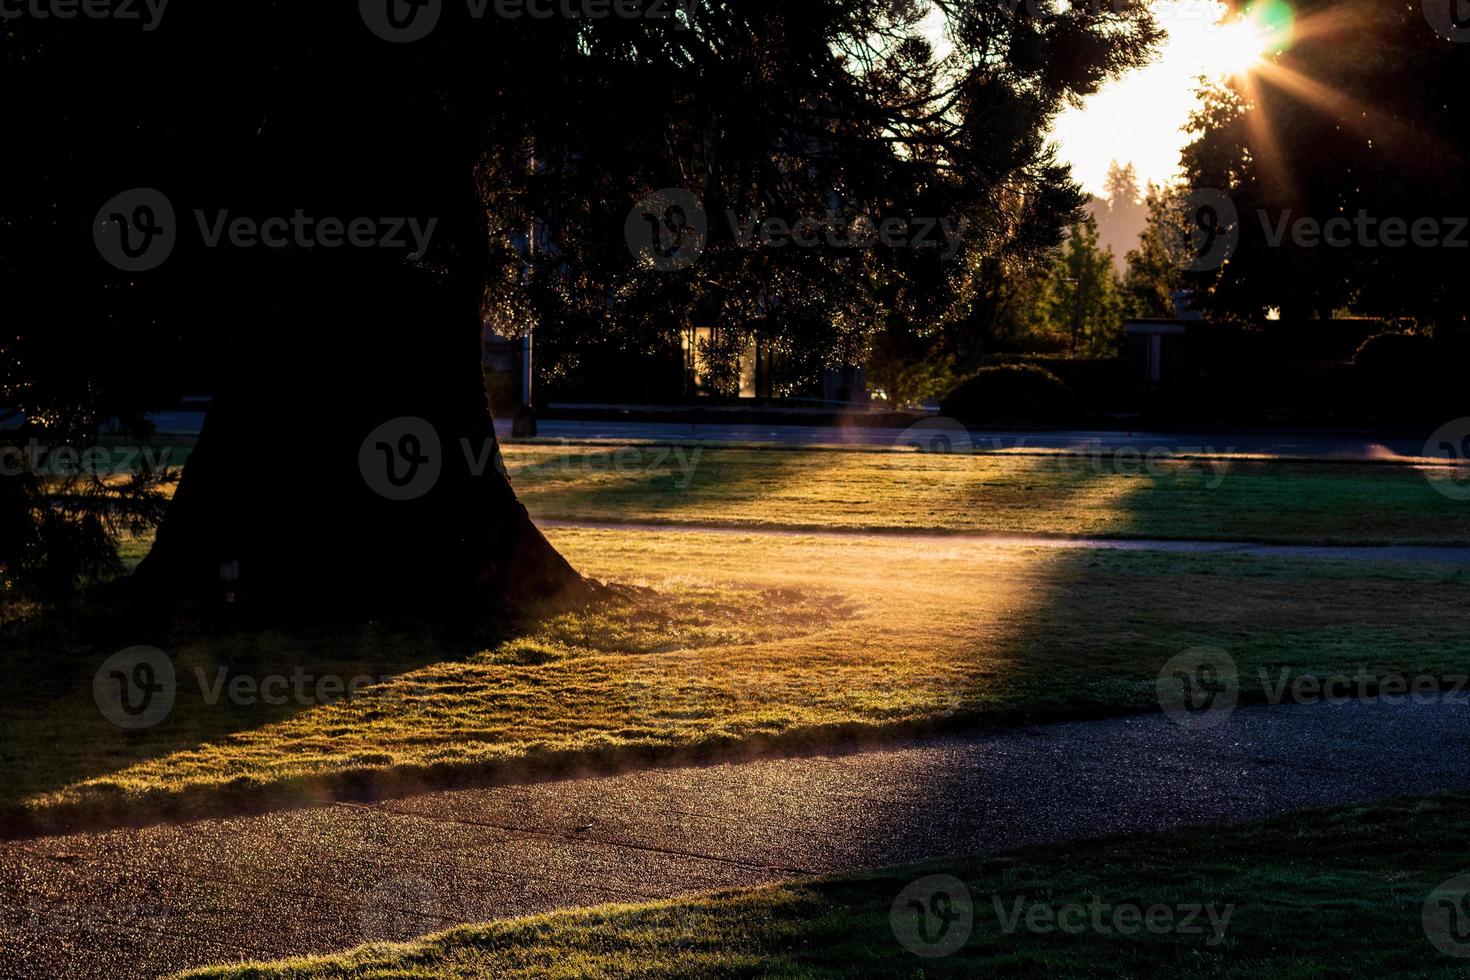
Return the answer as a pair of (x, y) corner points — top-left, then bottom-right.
(7, 583), (855, 820)
(503, 444), (1470, 545)
(8, 443), (1469, 829)
(12, 525), (1468, 830)
(13, 439), (1462, 971)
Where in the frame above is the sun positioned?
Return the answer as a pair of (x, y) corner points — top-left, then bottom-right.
(1200, 0), (1297, 79)
(1046, 0), (1300, 196)
(1204, 18), (1273, 78)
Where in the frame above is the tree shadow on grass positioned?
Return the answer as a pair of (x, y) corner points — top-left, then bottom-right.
(0, 584), (544, 834)
(15, 450), (1463, 840)
(852, 456), (1470, 876)
(0, 574), (855, 838)
(936, 449), (1470, 723)
(507, 443), (875, 528)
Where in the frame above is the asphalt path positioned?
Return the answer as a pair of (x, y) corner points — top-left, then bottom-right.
(511, 420), (1440, 461)
(539, 519), (1470, 565)
(129, 410), (1444, 462)
(3, 696), (1468, 978)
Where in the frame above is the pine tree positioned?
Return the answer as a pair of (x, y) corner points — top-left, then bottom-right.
(1044, 218), (1125, 357)
(1124, 183), (1188, 319)
(1091, 162), (1148, 276)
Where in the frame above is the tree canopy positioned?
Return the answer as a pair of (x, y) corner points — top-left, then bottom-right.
(1183, 0), (1470, 328)
(2, 0), (1162, 604)
(6, 0), (1164, 403)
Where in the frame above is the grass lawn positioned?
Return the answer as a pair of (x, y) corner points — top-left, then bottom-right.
(8, 440), (1470, 973)
(174, 790), (1470, 977)
(6, 523), (1467, 832)
(503, 443), (1470, 545)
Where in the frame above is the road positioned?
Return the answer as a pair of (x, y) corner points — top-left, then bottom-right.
(132, 411), (1444, 462)
(3, 696), (1467, 978)
(513, 420), (1441, 461)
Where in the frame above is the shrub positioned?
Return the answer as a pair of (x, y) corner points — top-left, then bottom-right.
(1354, 332), (1433, 379)
(1352, 333), (1445, 420)
(940, 364), (1076, 423)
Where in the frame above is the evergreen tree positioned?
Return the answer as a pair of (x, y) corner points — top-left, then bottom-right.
(1183, 0), (1470, 328)
(1124, 183), (1188, 318)
(1090, 161), (1148, 276)
(1044, 217), (1125, 356)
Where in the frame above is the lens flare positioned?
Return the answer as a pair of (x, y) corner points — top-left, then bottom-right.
(1248, 0), (1297, 55)
(1203, 0), (1295, 79)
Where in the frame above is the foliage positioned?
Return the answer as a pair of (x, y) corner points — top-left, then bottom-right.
(483, 2), (1165, 396)
(865, 325), (965, 409)
(2, 1), (1165, 596)
(1005, 217), (1125, 356)
(1353, 331), (1433, 375)
(0, 425), (173, 604)
(940, 364), (1076, 421)
(1124, 182), (1189, 318)
(1182, 0), (1470, 329)
(1350, 331), (1449, 420)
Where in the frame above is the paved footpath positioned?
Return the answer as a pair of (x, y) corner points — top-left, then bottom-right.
(2, 696), (1468, 978)
(541, 519), (1470, 566)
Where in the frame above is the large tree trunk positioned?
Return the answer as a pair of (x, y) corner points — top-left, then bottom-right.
(134, 339), (586, 613)
(131, 67), (587, 614)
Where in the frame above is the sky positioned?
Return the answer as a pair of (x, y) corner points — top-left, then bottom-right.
(1049, 0), (1273, 198)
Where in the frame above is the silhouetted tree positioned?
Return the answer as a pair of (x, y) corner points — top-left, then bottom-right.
(1183, 0), (1470, 329)
(1124, 182), (1187, 318)
(1090, 161), (1147, 275)
(3, 0), (1160, 613)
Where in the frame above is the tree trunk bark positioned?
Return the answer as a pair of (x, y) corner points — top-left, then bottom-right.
(134, 349), (586, 615)
(132, 101), (587, 615)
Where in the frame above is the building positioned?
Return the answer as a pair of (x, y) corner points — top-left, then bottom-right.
(680, 324), (868, 405)
(1124, 319), (1192, 387)
(681, 325), (778, 399)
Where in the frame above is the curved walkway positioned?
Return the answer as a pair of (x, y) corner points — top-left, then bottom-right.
(539, 519), (1470, 564)
(2, 695), (1467, 978)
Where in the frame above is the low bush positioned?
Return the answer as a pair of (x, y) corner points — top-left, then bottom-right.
(940, 364), (1076, 422)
